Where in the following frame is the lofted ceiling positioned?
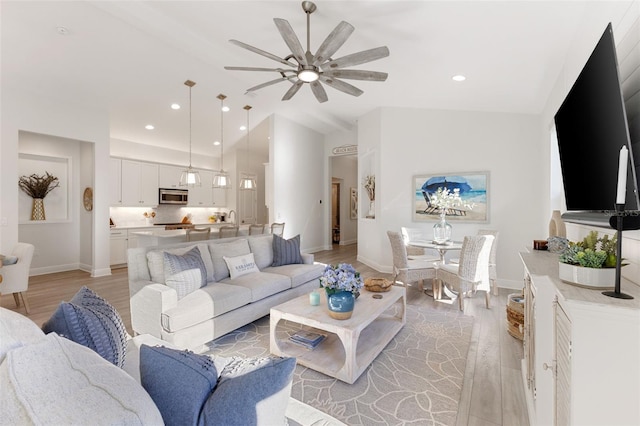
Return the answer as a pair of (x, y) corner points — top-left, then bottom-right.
(1, 1), (635, 157)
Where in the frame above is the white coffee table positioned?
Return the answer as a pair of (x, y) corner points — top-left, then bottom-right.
(270, 286), (406, 384)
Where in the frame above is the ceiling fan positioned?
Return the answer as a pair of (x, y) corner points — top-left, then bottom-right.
(225, 1), (389, 103)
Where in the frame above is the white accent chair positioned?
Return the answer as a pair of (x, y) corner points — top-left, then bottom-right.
(387, 230), (437, 290)
(435, 235), (494, 310)
(0, 242), (35, 314)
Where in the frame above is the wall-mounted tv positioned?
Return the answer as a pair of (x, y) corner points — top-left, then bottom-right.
(554, 23), (639, 226)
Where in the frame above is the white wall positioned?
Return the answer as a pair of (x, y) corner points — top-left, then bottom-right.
(1, 89), (111, 277)
(358, 107), (544, 287)
(271, 114), (325, 253)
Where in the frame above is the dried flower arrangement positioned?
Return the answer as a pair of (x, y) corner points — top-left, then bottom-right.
(18, 172), (59, 199)
(363, 175), (375, 201)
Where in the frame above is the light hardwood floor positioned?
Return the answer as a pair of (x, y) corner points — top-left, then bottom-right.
(1, 243), (528, 426)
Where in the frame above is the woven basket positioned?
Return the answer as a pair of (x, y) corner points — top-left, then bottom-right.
(506, 293), (525, 341)
(364, 277), (392, 292)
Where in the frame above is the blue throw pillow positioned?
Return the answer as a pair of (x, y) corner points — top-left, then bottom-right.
(163, 246), (207, 299)
(140, 345), (218, 426)
(271, 234), (303, 266)
(198, 356), (296, 426)
(41, 286), (127, 368)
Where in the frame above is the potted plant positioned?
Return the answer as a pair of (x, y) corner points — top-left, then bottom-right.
(558, 231), (621, 289)
(18, 172), (60, 221)
(319, 263), (364, 320)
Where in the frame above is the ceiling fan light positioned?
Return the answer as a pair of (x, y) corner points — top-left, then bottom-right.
(298, 69), (319, 82)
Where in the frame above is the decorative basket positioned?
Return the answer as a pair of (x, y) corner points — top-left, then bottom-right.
(506, 292), (525, 341)
(364, 277), (392, 292)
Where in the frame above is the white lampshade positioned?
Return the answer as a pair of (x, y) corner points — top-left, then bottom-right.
(239, 176), (257, 190)
(179, 167), (201, 187)
(212, 170), (231, 189)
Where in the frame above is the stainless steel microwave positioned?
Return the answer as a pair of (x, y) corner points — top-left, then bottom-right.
(159, 188), (188, 205)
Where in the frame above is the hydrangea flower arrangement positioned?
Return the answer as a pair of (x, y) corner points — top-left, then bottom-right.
(319, 263), (363, 294)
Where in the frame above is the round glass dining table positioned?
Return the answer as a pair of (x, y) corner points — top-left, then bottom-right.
(408, 240), (462, 264)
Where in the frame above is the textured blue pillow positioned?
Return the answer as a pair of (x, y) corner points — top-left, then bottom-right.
(41, 286), (127, 368)
(198, 356), (296, 426)
(140, 345), (218, 426)
(271, 234), (303, 266)
(163, 246), (207, 299)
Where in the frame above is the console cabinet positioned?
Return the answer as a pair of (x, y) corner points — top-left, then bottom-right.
(520, 250), (640, 426)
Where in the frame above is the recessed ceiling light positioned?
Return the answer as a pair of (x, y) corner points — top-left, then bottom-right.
(171, 103), (181, 110)
(452, 75), (466, 82)
(145, 124), (155, 130)
(222, 106), (230, 112)
(56, 26), (70, 35)
(213, 141), (220, 146)
(240, 125), (247, 131)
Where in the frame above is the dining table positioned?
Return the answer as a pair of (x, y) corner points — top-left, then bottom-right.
(408, 239), (463, 264)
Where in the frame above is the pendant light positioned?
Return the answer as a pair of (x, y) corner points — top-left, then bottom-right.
(212, 93), (231, 189)
(179, 80), (201, 187)
(239, 105), (257, 191)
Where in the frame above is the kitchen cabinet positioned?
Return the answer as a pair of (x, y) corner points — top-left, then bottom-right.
(109, 158), (122, 206)
(158, 164), (183, 189)
(519, 250), (639, 426)
(212, 187), (227, 206)
(109, 229), (128, 266)
(189, 170), (213, 206)
(121, 160), (158, 206)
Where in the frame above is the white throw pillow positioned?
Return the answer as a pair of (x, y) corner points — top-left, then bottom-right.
(223, 253), (260, 280)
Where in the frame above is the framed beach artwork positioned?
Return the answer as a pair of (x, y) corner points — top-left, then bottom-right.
(412, 172), (489, 223)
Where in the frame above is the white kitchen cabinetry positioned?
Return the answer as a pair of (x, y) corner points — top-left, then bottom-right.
(121, 160), (158, 206)
(520, 250), (640, 426)
(110, 158), (122, 206)
(189, 170), (213, 206)
(212, 187), (227, 206)
(109, 229), (128, 266)
(158, 165), (183, 189)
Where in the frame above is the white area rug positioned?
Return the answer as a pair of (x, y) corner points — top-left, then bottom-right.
(206, 304), (474, 426)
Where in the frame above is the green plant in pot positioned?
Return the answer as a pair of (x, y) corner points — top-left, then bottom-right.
(558, 231), (623, 289)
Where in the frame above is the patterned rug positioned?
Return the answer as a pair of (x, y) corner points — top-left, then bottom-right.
(205, 304), (474, 426)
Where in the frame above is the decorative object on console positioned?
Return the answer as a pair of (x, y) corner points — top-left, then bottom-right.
(547, 236), (569, 253)
(18, 171), (59, 221)
(548, 209), (566, 237)
(412, 172), (488, 225)
(558, 231), (624, 290)
(212, 94), (232, 189)
(42, 286), (128, 368)
(319, 263), (363, 320)
(224, 1), (389, 103)
(179, 80), (201, 187)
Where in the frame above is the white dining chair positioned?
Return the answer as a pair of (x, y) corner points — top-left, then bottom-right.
(387, 230), (437, 291)
(435, 235), (494, 311)
(186, 227), (211, 242)
(450, 229), (499, 296)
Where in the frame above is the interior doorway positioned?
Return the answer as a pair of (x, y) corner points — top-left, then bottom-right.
(332, 182), (340, 244)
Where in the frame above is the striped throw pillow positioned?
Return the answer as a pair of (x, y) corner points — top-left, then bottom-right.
(271, 234), (303, 266)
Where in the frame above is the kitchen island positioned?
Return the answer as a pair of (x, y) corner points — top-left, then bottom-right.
(132, 224), (250, 247)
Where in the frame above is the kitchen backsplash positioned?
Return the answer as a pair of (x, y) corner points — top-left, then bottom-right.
(109, 205), (229, 227)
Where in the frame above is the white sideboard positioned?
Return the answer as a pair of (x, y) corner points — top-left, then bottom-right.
(519, 250), (640, 426)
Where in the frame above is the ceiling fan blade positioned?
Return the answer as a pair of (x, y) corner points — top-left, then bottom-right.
(311, 21), (355, 66)
(323, 46), (390, 69)
(323, 69), (388, 81)
(319, 76), (364, 97)
(282, 81), (304, 101)
(229, 39), (296, 68)
(246, 77), (295, 92)
(225, 66), (294, 73)
(310, 81), (329, 103)
(274, 18), (308, 66)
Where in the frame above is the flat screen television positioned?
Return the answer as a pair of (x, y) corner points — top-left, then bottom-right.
(554, 23), (639, 227)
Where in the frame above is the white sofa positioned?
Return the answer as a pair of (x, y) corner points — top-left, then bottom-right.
(128, 234), (325, 351)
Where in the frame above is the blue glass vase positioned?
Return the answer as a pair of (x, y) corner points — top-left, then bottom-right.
(326, 289), (355, 320)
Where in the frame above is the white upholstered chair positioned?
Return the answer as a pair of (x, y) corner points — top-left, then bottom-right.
(387, 230), (437, 290)
(435, 235), (494, 311)
(0, 243), (35, 314)
(186, 227), (211, 242)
